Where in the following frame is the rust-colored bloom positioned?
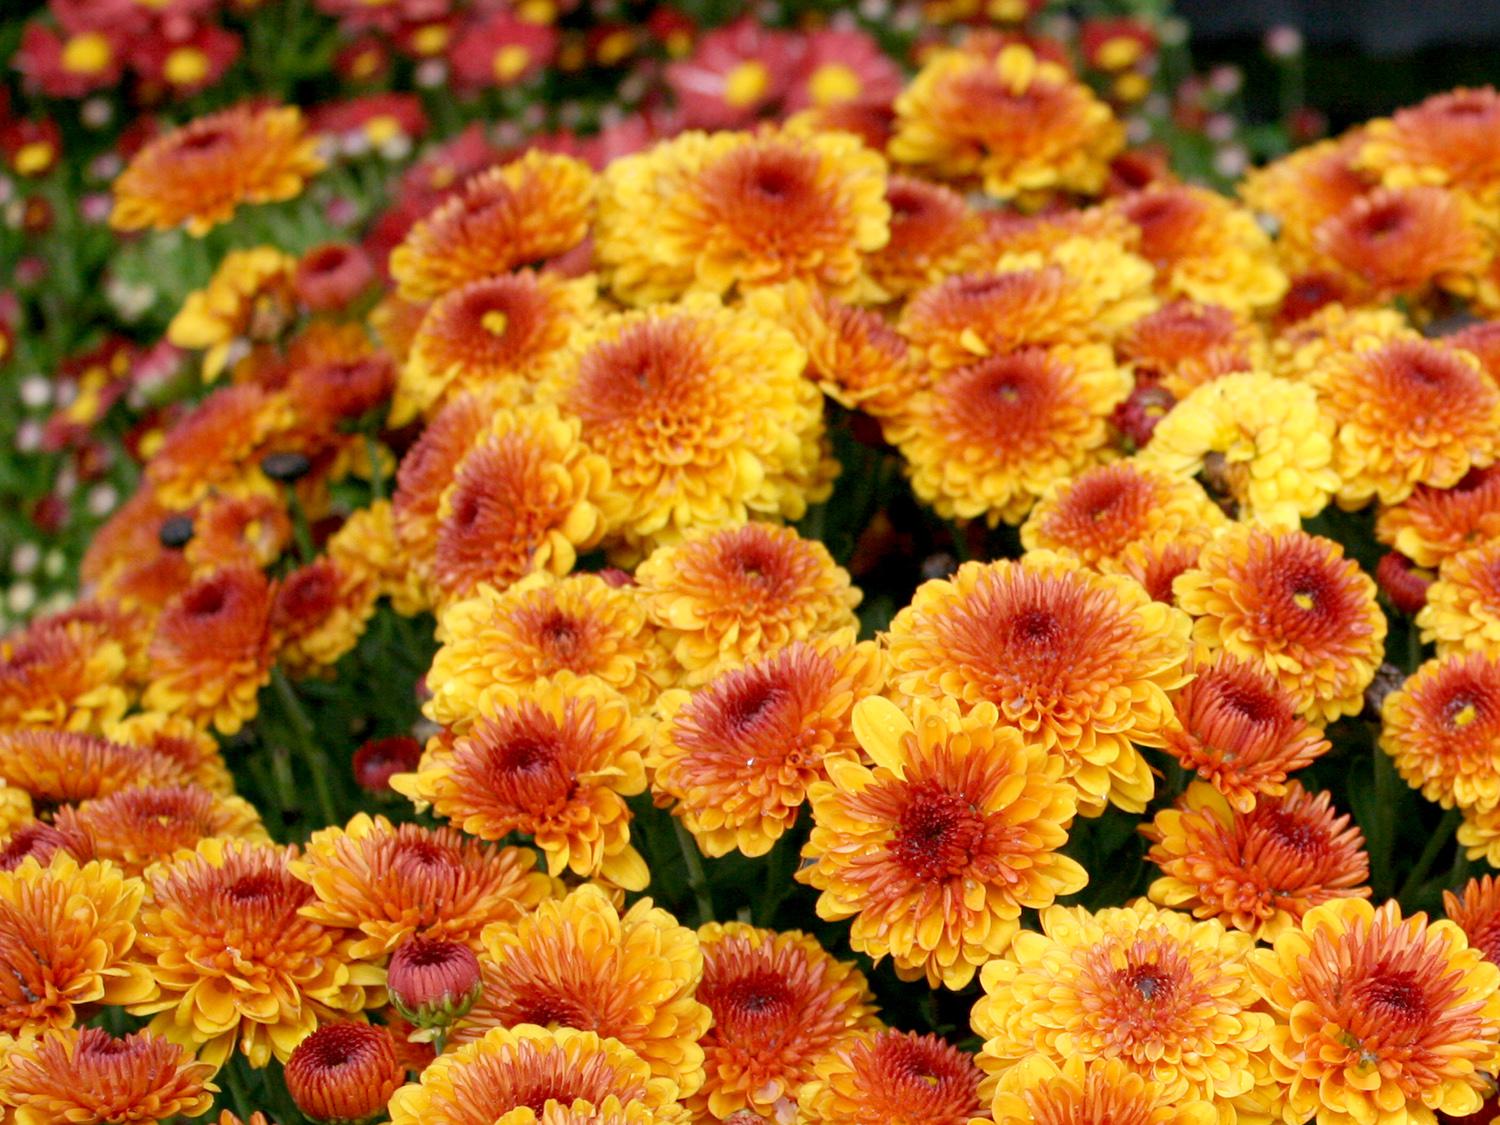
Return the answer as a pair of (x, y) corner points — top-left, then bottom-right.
(106, 710), (236, 795)
(184, 491), (292, 575)
(886, 554), (1191, 814)
(1382, 651), (1500, 813)
(1160, 651), (1332, 812)
(294, 241), (376, 312)
(285, 1021), (406, 1125)
(129, 839), (374, 1068)
(989, 1056), (1217, 1125)
(112, 103), (324, 235)
(1176, 524), (1387, 723)
(392, 675), (650, 890)
(144, 384), (294, 510)
(0, 821), (86, 872)
(0, 1026), (217, 1125)
(1446, 875), (1500, 968)
(1359, 87), (1500, 204)
(635, 523), (861, 687)
(1250, 898), (1500, 1125)
(866, 175), (987, 297)
(1314, 185), (1485, 301)
(0, 611), (129, 732)
(1098, 528), (1214, 605)
(1116, 299), (1262, 398)
(0, 729), (192, 814)
(1240, 135), (1372, 273)
(390, 151), (595, 302)
(800, 1029), (984, 1125)
(692, 922), (879, 1124)
(1377, 465), (1500, 569)
(1419, 539), (1500, 655)
(1378, 550), (1435, 617)
(271, 556), (379, 678)
(142, 563), (275, 735)
(56, 784), (266, 876)
(651, 639), (885, 857)
(289, 812), (554, 959)
(1143, 780), (1370, 940)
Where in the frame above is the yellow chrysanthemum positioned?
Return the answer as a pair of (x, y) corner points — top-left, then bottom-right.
(0, 779), (31, 837)
(886, 553), (1191, 814)
(1269, 301), (1417, 380)
(328, 499), (429, 617)
(1381, 651), (1500, 814)
(989, 1056), (1217, 1125)
(0, 612), (129, 733)
(1419, 538), (1500, 655)
(1375, 465), (1500, 569)
(168, 247), (298, 381)
(1139, 371), (1340, 527)
(271, 555), (380, 679)
(973, 900), (1275, 1112)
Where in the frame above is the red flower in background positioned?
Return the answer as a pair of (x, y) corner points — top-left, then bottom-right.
(449, 13), (559, 90)
(312, 93), (429, 153)
(785, 28), (902, 113)
(15, 24), (125, 98)
(314, 0), (453, 34)
(1080, 17), (1157, 72)
(666, 18), (803, 129)
(134, 24), (241, 96)
(1, 118), (62, 177)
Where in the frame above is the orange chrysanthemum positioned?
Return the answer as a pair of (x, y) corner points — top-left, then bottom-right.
(285, 1021), (406, 1125)
(1418, 538), (1500, 656)
(1359, 87), (1500, 204)
(0, 1026), (217, 1125)
(142, 563), (275, 735)
(129, 838), (374, 1068)
(1250, 898), (1500, 1125)
(55, 785), (266, 877)
(635, 523), (861, 687)
(1314, 186), (1486, 301)
(397, 271), (598, 425)
(989, 1056), (1217, 1125)
(1019, 461), (1226, 567)
(1159, 651), (1332, 812)
(289, 812), (553, 959)
(111, 104), (324, 235)
(1143, 780), (1370, 940)
(974, 900), (1274, 1110)
(1239, 134), (1373, 271)
(1377, 465), (1500, 569)
(867, 175), (987, 296)
(886, 554), (1191, 814)
(1381, 651), (1500, 813)
(890, 42), (1123, 202)
(270, 556), (379, 678)
(390, 151), (595, 302)
(1116, 299), (1262, 398)
(0, 729), (193, 813)
(1270, 300), (1416, 380)
(388, 1025), (685, 1125)
(0, 852), (156, 1036)
(453, 884), (710, 1093)
(801, 696), (1087, 988)
(651, 639), (884, 858)
(1176, 524), (1387, 723)
(0, 612), (129, 732)
(144, 384), (294, 510)
(429, 403), (617, 604)
(1098, 528), (1214, 604)
(184, 492), (292, 575)
(692, 922), (879, 1124)
(426, 573), (671, 730)
(392, 675), (650, 889)
(1446, 875), (1500, 967)
(105, 710), (235, 795)
(800, 1029), (985, 1125)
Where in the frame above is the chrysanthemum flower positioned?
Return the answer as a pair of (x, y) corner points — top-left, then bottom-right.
(388, 1025), (686, 1125)
(390, 151), (595, 302)
(105, 710), (235, 795)
(886, 554), (1191, 814)
(270, 556), (379, 678)
(285, 1021), (406, 1125)
(989, 1056), (1217, 1125)
(289, 813), (553, 959)
(1176, 524), (1388, 723)
(112, 104), (324, 235)
(1139, 371), (1339, 527)
(129, 838), (375, 1067)
(890, 42), (1123, 202)
(800, 1029), (984, 1125)
(652, 639), (885, 857)
(397, 271), (598, 425)
(1143, 780), (1369, 940)
(453, 884), (710, 1093)
(392, 675), (650, 889)
(1446, 875), (1500, 966)
(1097, 528), (1213, 605)
(801, 696), (1087, 987)
(1250, 898), (1500, 1125)
(1418, 540), (1500, 656)
(329, 499), (428, 616)
(541, 301), (831, 553)
(0, 852), (156, 1036)
(635, 523), (861, 687)
(692, 922), (879, 1124)
(426, 573), (670, 731)
(0, 1026), (217, 1125)
(167, 247), (298, 381)
(867, 176), (987, 297)
(1159, 651), (1331, 812)
(1314, 185), (1486, 301)
(0, 729), (193, 813)
(1381, 651), (1500, 813)
(0, 613), (129, 732)
(81, 492), (190, 612)
(1377, 465), (1500, 568)
(429, 404), (617, 605)
(388, 938), (483, 1030)
(0, 779), (30, 839)
(144, 384), (295, 510)
(1359, 87), (1500, 204)
(183, 492), (293, 575)
(1020, 461), (1226, 567)
(1116, 299), (1263, 399)
(142, 564), (275, 735)
(1270, 301), (1417, 380)
(1239, 135), (1373, 272)
(973, 900), (1274, 1110)
(56, 785), (266, 877)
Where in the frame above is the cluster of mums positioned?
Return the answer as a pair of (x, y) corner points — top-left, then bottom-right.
(8, 30), (1500, 1125)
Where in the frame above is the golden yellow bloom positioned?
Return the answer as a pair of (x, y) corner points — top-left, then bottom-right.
(974, 900), (1274, 1110)
(1358, 88), (1500, 205)
(886, 554), (1191, 814)
(801, 695), (1086, 988)
(1269, 301), (1416, 380)
(112, 104), (324, 235)
(1143, 780), (1370, 941)
(389, 1025), (686, 1125)
(801, 1029), (984, 1125)
(56, 784), (266, 877)
(453, 884), (710, 1094)
(1418, 538), (1500, 657)
(393, 675), (650, 890)
(989, 1056), (1217, 1125)
(692, 922), (879, 1124)
(289, 813), (554, 959)
(1381, 651), (1500, 813)
(1177, 524), (1387, 723)
(0, 729), (196, 812)
(328, 498), (428, 617)
(0, 779), (30, 838)
(168, 247), (298, 381)
(105, 710), (235, 795)
(890, 42), (1123, 203)
(1249, 898), (1500, 1125)
(1376, 465), (1500, 569)
(0, 611), (129, 732)
(129, 838), (374, 1068)
(1116, 299), (1265, 399)
(541, 300), (831, 554)
(390, 151), (595, 302)
(271, 555), (379, 678)
(635, 523), (861, 687)
(1098, 527), (1215, 604)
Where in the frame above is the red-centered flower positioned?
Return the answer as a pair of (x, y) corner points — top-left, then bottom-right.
(388, 936), (483, 1028)
(285, 1021), (406, 1125)
(800, 1029), (984, 1125)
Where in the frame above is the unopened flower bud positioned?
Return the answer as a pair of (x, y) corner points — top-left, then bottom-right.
(388, 937), (483, 1031)
(284, 1021), (405, 1125)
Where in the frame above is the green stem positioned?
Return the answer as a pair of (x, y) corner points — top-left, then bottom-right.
(754, 831), (800, 927)
(272, 667), (340, 828)
(1397, 808), (1460, 903)
(1371, 743), (1400, 899)
(1406, 621), (1424, 675)
(285, 487), (316, 563)
(672, 817), (715, 925)
(221, 1057), (254, 1121)
(365, 432), (386, 502)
